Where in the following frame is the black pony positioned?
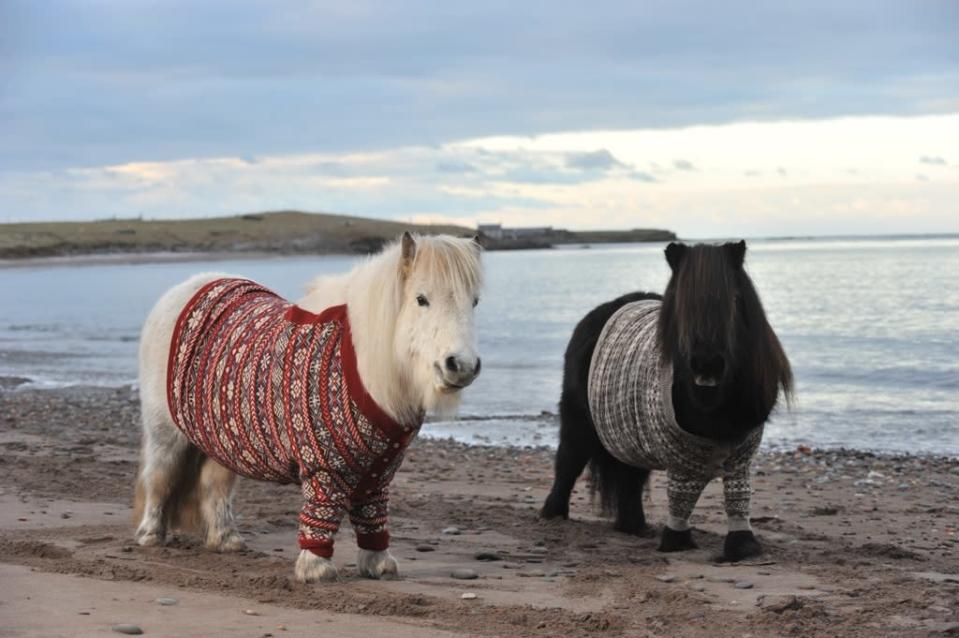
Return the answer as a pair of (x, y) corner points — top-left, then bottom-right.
(540, 241), (792, 561)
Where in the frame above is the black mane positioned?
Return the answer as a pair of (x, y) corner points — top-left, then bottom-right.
(658, 241), (793, 441)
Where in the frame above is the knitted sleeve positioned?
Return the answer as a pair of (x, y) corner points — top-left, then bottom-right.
(349, 485), (391, 551)
(720, 427), (761, 520)
(722, 466), (753, 520)
(298, 471), (348, 558)
(666, 470), (711, 523)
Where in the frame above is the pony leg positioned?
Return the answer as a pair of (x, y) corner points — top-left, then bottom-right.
(350, 488), (397, 579)
(294, 477), (345, 583)
(721, 469), (761, 561)
(198, 458), (245, 551)
(610, 462), (652, 536)
(658, 472), (708, 552)
(134, 408), (194, 547)
(541, 389), (595, 520)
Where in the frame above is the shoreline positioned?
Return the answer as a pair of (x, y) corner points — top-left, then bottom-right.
(1, 385), (957, 636)
(2, 382), (958, 460)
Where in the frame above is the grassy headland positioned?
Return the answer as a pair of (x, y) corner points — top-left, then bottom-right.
(0, 211), (675, 259)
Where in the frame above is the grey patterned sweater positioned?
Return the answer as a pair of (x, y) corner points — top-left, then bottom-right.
(587, 299), (763, 525)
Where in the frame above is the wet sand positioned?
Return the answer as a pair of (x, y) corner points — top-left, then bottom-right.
(0, 386), (957, 637)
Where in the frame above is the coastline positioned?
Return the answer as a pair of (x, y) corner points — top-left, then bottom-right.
(1, 385), (956, 637)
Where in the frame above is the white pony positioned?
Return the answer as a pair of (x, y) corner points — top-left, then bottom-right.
(134, 233), (483, 582)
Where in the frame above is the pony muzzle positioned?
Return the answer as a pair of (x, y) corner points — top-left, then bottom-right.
(435, 355), (481, 392)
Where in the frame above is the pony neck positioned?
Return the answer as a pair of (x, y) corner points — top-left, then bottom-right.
(339, 248), (421, 425)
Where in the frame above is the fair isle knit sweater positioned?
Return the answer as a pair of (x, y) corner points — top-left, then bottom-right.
(587, 300), (762, 523)
(167, 278), (421, 558)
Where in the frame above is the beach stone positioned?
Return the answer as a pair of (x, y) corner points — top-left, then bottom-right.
(758, 595), (804, 613)
(690, 583), (706, 592)
(735, 581), (754, 589)
(529, 546), (548, 555)
(111, 624), (143, 635)
(474, 551), (502, 561)
(460, 592), (477, 600)
(244, 609), (260, 616)
(707, 575), (735, 583)
(442, 526), (461, 535)
(156, 597), (178, 606)
(451, 568), (478, 580)
(518, 570), (546, 578)
(415, 544), (435, 552)
(656, 574), (677, 583)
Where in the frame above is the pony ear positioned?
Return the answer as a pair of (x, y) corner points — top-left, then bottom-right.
(400, 231), (417, 278)
(665, 242), (687, 271)
(725, 240), (746, 268)
(470, 234), (484, 251)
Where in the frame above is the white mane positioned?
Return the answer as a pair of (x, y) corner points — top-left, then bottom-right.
(298, 235), (483, 424)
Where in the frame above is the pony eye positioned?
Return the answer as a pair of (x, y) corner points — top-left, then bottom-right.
(416, 294), (430, 307)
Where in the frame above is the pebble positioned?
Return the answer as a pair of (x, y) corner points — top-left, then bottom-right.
(473, 551), (502, 561)
(442, 526), (461, 535)
(450, 568), (478, 580)
(461, 592), (477, 600)
(529, 547), (548, 555)
(518, 570), (546, 578)
(111, 624), (143, 635)
(415, 544), (436, 552)
(690, 583), (706, 592)
(244, 609), (260, 616)
(656, 574), (676, 583)
(156, 597), (178, 606)
(707, 575), (736, 583)
(735, 581), (754, 589)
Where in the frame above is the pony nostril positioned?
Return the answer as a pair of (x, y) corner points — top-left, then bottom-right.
(474, 357), (481, 375)
(445, 356), (459, 373)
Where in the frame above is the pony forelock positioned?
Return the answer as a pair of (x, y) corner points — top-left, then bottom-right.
(407, 234), (483, 296)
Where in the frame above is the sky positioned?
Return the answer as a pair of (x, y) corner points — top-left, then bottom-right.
(1, 1), (958, 237)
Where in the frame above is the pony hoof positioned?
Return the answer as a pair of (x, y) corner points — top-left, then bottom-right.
(357, 549), (399, 580)
(657, 527), (697, 552)
(135, 530), (165, 547)
(208, 531), (246, 552)
(722, 530), (762, 562)
(295, 550), (338, 583)
(539, 494), (569, 520)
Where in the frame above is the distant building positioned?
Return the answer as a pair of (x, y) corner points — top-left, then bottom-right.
(508, 226), (553, 239)
(476, 223), (553, 240)
(477, 223), (504, 240)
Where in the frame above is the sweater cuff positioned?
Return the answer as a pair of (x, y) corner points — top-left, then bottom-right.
(299, 535), (334, 558)
(356, 530), (390, 552)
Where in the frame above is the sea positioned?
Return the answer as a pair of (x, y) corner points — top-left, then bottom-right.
(2, 236), (957, 456)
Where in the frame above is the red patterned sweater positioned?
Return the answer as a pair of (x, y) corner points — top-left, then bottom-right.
(167, 278), (421, 558)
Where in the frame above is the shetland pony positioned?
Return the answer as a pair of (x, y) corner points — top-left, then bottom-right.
(541, 241), (792, 561)
(134, 233), (483, 582)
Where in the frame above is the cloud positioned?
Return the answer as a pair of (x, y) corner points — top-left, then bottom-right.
(435, 160), (478, 174)
(919, 155), (947, 165)
(1, 114), (958, 238)
(673, 159), (696, 171)
(2, 2), (958, 172)
(565, 149), (626, 171)
(630, 171), (658, 183)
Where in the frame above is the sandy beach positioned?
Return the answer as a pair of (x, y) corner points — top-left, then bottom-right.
(0, 386), (956, 637)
